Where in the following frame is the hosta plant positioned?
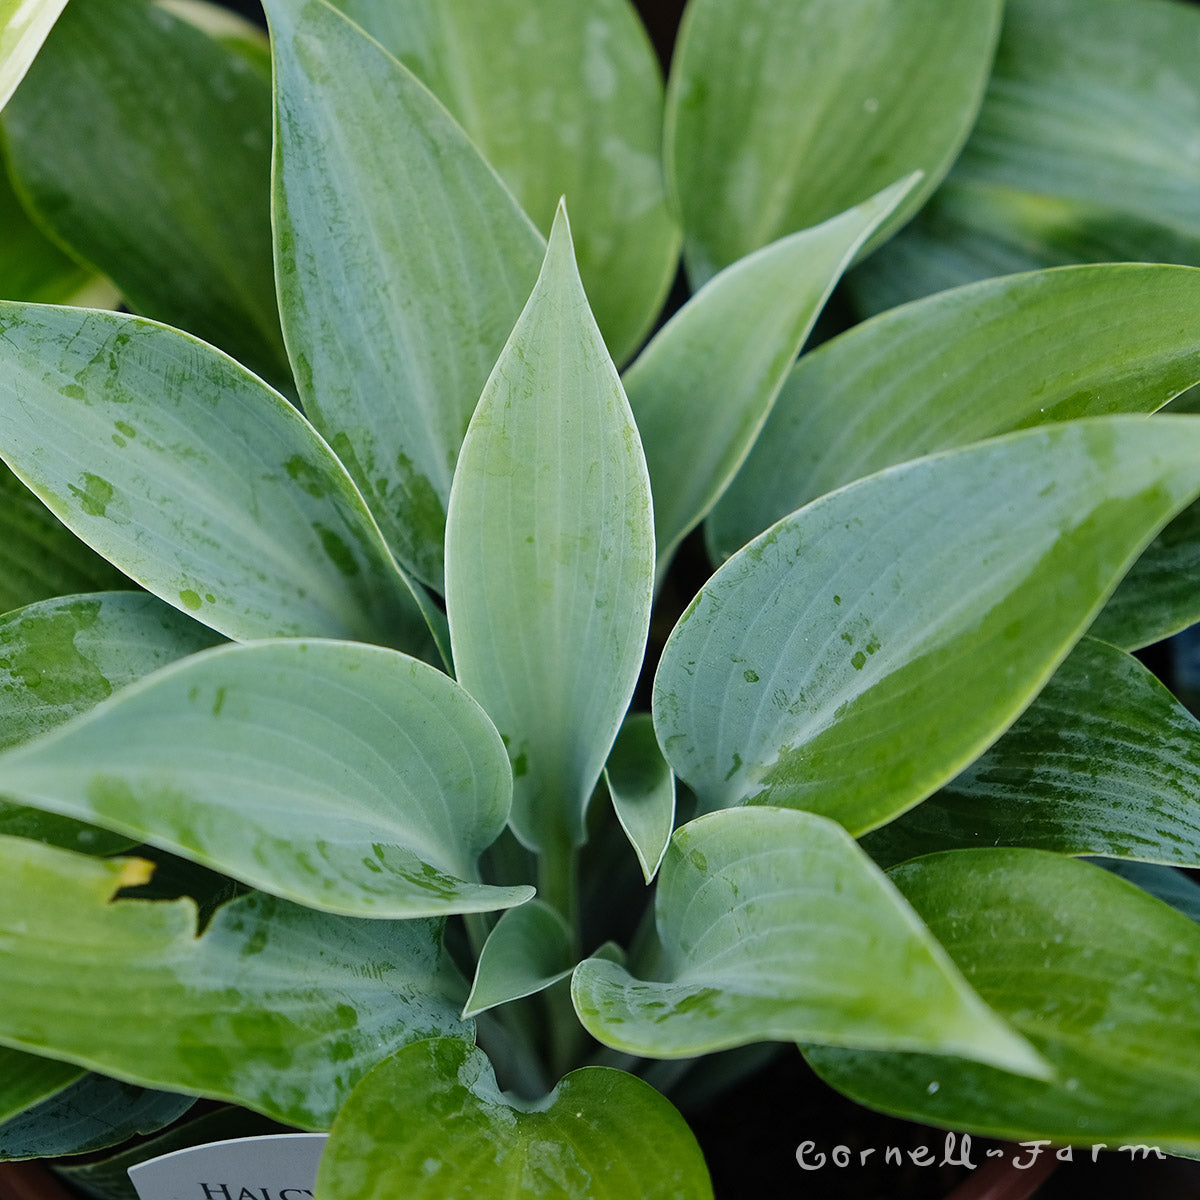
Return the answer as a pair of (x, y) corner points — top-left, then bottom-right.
(3, 0), (1200, 1196)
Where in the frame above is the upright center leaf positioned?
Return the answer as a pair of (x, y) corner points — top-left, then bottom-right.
(445, 202), (654, 856)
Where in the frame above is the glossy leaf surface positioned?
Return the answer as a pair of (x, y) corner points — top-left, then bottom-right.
(462, 901), (573, 1018)
(2, 0), (289, 389)
(664, 0), (1001, 283)
(806, 850), (1200, 1152)
(0, 591), (221, 854)
(710, 264), (1200, 560)
(333, 0), (678, 366)
(863, 637), (1200, 869)
(0, 838), (470, 1129)
(0, 640), (530, 918)
(604, 713), (674, 884)
(446, 206), (654, 851)
(627, 175), (916, 573)
(849, 0), (1200, 313)
(267, 0), (545, 589)
(0, 1075), (194, 1161)
(572, 808), (1044, 1075)
(317, 1038), (713, 1199)
(0, 304), (431, 653)
(657, 417), (1200, 833)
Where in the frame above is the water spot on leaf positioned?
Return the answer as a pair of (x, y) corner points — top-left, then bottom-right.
(689, 849), (707, 873)
(212, 687), (227, 717)
(284, 454), (328, 499)
(313, 523), (360, 577)
(743, 669), (759, 683)
(723, 751), (743, 781)
(851, 651), (867, 670)
(68, 473), (114, 518)
(179, 590), (203, 611)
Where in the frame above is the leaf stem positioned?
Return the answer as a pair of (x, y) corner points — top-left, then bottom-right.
(537, 833), (579, 942)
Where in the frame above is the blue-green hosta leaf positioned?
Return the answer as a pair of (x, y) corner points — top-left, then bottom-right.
(848, 0), (1200, 314)
(709, 264), (1200, 561)
(572, 808), (1045, 1076)
(0, 1075), (194, 1162)
(0, 837), (470, 1129)
(656, 417), (1200, 835)
(805, 850), (1200, 1152)
(626, 175), (918, 576)
(332, 0), (678, 367)
(0, 591), (223, 753)
(317, 1038), (713, 1200)
(604, 713), (674, 884)
(0, 591), (223, 854)
(0, 0), (66, 111)
(0, 463), (127, 616)
(664, 0), (1002, 285)
(0, 639), (531, 918)
(462, 901), (573, 1019)
(266, 0), (545, 589)
(863, 637), (1200, 869)
(445, 205), (654, 852)
(0, 304), (433, 655)
(2, 0), (289, 390)
(0, 1049), (82, 1127)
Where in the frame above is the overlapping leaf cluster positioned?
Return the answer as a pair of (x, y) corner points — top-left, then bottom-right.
(2, 0), (1200, 1195)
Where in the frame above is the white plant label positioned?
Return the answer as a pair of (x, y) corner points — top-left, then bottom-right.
(127, 1132), (329, 1200)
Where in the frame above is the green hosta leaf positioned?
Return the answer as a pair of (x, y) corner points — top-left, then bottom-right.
(0, 591), (222, 854)
(462, 901), (573, 1018)
(664, 0), (1001, 284)
(572, 808), (1045, 1076)
(709, 264), (1200, 560)
(0, 639), (532, 918)
(627, 175), (917, 576)
(849, 0), (1200, 314)
(0, 1075), (194, 1161)
(604, 713), (674, 884)
(806, 850), (1200, 1152)
(317, 1038), (713, 1200)
(0, 149), (114, 307)
(0, 837), (470, 1129)
(267, 0), (545, 590)
(445, 205), (654, 852)
(0, 463), (127, 616)
(333, 0), (678, 367)
(0, 0), (66, 111)
(0, 304), (433, 655)
(2, 0), (289, 390)
(863, 637), (1200, 869)
(0, 1049), (82, 1126)
(657, 417), (1200, 834)
(1092, 498), (1200, 650)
